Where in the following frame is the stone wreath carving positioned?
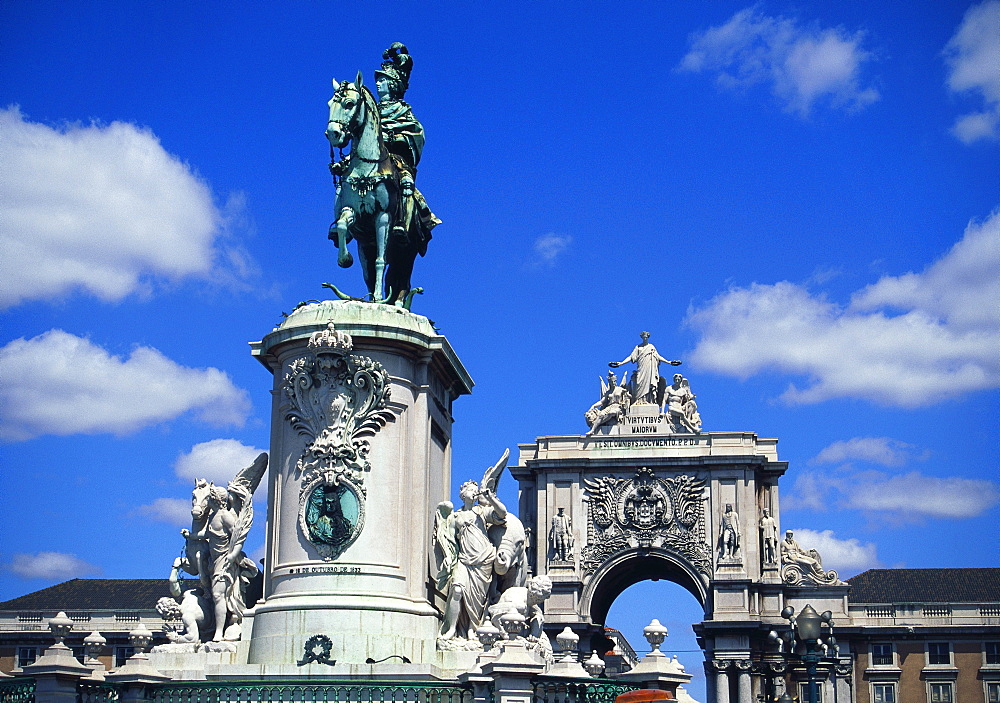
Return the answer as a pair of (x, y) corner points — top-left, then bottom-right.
(281, 323), (395, 559)
(297, 634), (337, 666)
(581, 467), (711, 578)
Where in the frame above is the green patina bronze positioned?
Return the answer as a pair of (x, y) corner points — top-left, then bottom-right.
(304, 483), (360, 554)
(324, 43), (439, 309)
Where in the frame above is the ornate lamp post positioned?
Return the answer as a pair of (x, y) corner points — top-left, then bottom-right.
(769, 604), (836, 703)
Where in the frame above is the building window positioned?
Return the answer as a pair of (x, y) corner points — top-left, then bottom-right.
(799, 683), (823, 703)
(872, 683), (896, 703)
(114, 646), (135, 667)
(987, 642), (1000, 665)
(986, 682), (1000, 703)
(71, 645), (87, 663)
(928, 642), (951, 665)
(929, 682), (953, 703)
(17, 647), (38, 668)
(872, 643), (894, 666)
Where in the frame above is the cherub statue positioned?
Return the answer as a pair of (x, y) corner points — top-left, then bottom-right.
(488, 574), (554, 661)
(156, 557), (212, 644)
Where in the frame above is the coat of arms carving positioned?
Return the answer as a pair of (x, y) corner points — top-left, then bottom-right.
(281, 323), (395, 560)
(582, 467), (711, 578)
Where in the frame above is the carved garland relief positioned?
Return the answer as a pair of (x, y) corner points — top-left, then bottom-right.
(281, 323), (395, 560)
(581, 467), (711, 578)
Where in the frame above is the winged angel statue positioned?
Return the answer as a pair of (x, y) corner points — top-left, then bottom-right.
(433, 449), (529, 646)
(162, 452), (268, 644)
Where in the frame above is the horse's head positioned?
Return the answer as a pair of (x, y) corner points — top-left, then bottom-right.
(327, 70), (369, 149)
(190, 478), (213, 521)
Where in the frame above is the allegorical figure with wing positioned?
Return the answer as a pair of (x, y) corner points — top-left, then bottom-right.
(434, 449), (527, 644)
(178, 453), (267, 642)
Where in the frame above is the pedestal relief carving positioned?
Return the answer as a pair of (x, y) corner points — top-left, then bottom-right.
(281, 322), (395, 560)
(581, 467), (711, 577)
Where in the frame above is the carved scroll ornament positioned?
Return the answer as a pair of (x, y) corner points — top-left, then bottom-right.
(281, 323), (395, 560)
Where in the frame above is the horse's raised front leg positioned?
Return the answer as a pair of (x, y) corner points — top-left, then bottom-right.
(373, 209), (391, 303)
(329, 206), (355, 268)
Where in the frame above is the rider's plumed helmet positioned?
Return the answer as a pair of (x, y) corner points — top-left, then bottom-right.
(374, 42), (413, 96)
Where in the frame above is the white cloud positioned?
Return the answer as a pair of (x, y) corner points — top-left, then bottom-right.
(944, 1), (1000, 143)
(0, 106), (256, 309)
(174, 438), (266, 484)
(134, 498), (191, 526)
(788, 528), (879, 573)
(811, 437), (916, 467)
(0, 329), (251, 441)
(678, 7), (879, 116)
(784, 466), (1000, 521)
(843, 471), (1000, 519)
(531, 233), (572, 267)
(5, 552), (102, 580)
(685, 210), (1000, 407)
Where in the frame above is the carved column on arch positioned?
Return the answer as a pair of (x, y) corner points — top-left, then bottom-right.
(734, 659), (753, 703)
(834, 662), (853, 703)
(710, 659), (733, 703)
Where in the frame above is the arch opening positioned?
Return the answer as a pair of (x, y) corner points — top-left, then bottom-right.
(606, 579), (707, 703)
(583, 548), (708, 626)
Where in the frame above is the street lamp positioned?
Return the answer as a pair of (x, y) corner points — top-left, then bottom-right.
(769, 604), (836, 703)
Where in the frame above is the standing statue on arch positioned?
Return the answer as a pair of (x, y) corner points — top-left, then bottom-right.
(325, 43), (440, 308)
(609, 331), (682, 405)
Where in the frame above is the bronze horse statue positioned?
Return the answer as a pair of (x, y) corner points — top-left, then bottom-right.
(325, 73), (422, 307)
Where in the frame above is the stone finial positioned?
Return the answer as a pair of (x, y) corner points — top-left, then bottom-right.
(583, 650), (606, 677)
(48, 612), (73, 646)
(643, 619), (668, 656)
(498, 610), (527, 639)
(476, 622), (503, 651)
(555, 627), (579, 663)
(82, 631), (108, 679)
(128, 623), (153, 653)
(83, 631), (106, 663)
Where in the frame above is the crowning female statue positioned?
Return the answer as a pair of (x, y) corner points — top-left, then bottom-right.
(325, 43), (440, 307)
(610, 331), (681, 405)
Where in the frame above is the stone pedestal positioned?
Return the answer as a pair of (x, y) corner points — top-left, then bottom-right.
(22, 643), (93, 703)
(247, 301), (472, 666)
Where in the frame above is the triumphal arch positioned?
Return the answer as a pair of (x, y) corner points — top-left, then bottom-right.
(512, 332), (851, 703)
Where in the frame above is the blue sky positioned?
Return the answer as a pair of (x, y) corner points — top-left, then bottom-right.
(1, 1), (998, 696)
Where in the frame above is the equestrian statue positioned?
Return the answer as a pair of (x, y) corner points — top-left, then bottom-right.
(324, 43), (440, 308)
